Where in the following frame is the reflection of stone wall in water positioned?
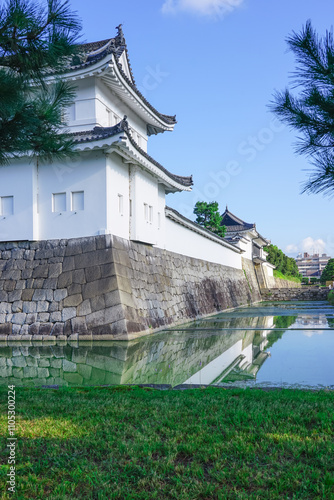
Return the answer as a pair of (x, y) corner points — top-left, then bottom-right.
(0, 235), (262, 340)
(0, 316), (274, 387)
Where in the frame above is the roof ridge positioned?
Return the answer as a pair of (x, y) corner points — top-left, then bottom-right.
(61, 26), (177, 131)
(222, 208), (249, 226)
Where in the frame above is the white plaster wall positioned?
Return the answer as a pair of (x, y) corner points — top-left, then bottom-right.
(265, 263), (274, 277)
(66, 78), (97, 131)
(165, 218), (242, 269)
(106, 154), (130, 240)
(155, 184), (166, 248)
(235, 239), (252, 260)
(94, 79), (148, 151)
(66, 77), (148, 151)
(130, 167), (160, 245)
(0, 161), (36, 241)
(37, 152), (107, 240)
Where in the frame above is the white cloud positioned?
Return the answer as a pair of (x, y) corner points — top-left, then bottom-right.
(301, 237), (327, 255)
(161, 0), (244, 17)
(286, 237), (328, 257)
(286, 244), (298, 254)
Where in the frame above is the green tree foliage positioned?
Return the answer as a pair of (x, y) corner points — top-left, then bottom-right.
(270, 20), (334, 196)
(194, 201), (226, 238)
(0, 0), (82, 164)
(320, 258), (334, 283)
(265, 244), (301, 278)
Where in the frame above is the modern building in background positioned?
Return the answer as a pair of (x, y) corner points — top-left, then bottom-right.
(295, 252), (331, 277)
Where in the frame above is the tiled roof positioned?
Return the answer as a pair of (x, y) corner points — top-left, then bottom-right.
(70, 123), (124, 143)
(221, 207), (255, 232)
(165, 207), (242, 252)
(70, 120), (193, 188)
(58, 27), (176, 129)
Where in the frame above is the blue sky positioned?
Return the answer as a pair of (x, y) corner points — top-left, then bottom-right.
(71, 0), (334, 257)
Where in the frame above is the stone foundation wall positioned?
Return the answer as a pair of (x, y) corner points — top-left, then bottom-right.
(261, 287), (329, 301)
(267, 276), (301, 289)
(0, 235), (262, 340)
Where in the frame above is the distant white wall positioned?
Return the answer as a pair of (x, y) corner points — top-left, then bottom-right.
(0, 161), (36, 242)
(164, 218), (242, 269)
(265, 263), (274, 277)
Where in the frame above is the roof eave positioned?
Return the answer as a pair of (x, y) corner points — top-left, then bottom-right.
(73, 133), (191, 192)
(46, 52), (176, 135)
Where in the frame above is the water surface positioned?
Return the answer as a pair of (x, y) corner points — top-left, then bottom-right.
(0, 301), (333, 389)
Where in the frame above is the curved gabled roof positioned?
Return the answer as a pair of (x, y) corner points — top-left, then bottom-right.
(221, 207), (255, 232)
(70, 119), (193, 190)
(57, 26), (177, 132)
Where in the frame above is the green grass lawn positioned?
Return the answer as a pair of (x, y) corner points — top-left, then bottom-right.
(1, 386), (334, 499)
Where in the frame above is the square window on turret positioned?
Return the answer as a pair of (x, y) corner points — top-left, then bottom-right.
(71, 191), (84, 211)
(52, 193), (66, 212)
(0, 196), (14, 216)
(118, 194), (124, 215)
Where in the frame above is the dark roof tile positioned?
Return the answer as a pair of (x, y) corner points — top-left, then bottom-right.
(70, 120), (193, 188)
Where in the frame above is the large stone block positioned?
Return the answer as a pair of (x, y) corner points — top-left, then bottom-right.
(26, 313), (37, 325)
(62, 359), (77, 372)
(28, 323), (40, 335)
(71, 317), (88, 335)
(61, 307), (76, 322)
(75, 248), (113, 269)
(64, 239), (83, 257)
(90, 295), (105, 313)
(21, 289), (34, 301)
(82, 276), (118, 300)
(57, 271), (73, 289)
(11, 312), (26, 325)
(12, 356), (27, 367)
(85, 309), (105, 329)
(38, 313), (50, 323)
(36, 301), (49, 313)
(62, 256), (75, 272)
(67, 284), (82, 296)
(50, 311), (61, 322)
(81, 237), (97, 253)
(63, 294), (82, 307)
(37, 367), (49, 378)
(85, 266), (101, 283)
(76, 363), (92, 380)
(3, 281), (16, 292)
(72, 269), (86, 285)
(76, 299), (91, 317)
(52, 323), (64, 336)
(54, 289), (67, 301)
(48, 263), (62, 278)
(32, 265), (49, 279)
(63, 372), (83, 385)
(12, 301), (23, 313)
(42, 278), (58, 290)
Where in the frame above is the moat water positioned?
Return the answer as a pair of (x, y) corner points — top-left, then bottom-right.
(0, 301), (333, 389)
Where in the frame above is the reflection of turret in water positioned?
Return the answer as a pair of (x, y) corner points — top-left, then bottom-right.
(0, 311), (298, 388)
